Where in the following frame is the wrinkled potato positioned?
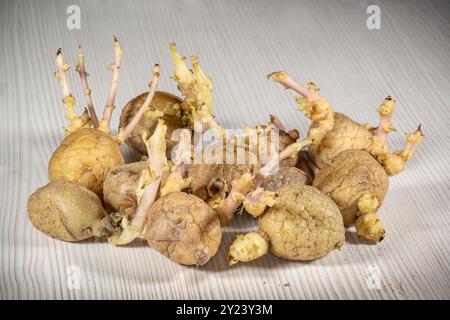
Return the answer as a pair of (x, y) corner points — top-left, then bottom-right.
(309, 113), (372, 169)
(261, 166), (311, 192)
(103, 161), (147, 216)
(48, 128), (125, 196)
(103, 161), (171, 216)
(188, 144), (259, 200)
(259, 185), (345, 260)
(145, 192), (221, 266)
(119, 91), (185, 157)
(313, 149), (389, 225)
(28, 180), (113, 242)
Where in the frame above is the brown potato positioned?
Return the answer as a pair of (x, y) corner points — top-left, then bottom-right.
(103, 161), (147, 216)
(103, 161), (172, 216)
(28, 180), (113, 242)
(259, 185), (345, 260)
(313, 149), (389, 225)
(119, 91), (185, 157)
(144, 192), (222, 266)
(188, 144), (259, 200)
(261, 167), (311, 192)
(308, 113), (372, 169)
(48, 128), (125, 196)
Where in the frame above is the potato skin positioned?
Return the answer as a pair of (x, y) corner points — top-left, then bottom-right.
(28, 180), (109, 242)
(188, 144), (259, 200)
(48, 128), (125, 196)
(103, 161), (147, 215)
(261, 167), (311, 192)
(259, 185), (345, 260)
(145, 192), (222, 266)
(313, 149), (389, 225)
(188, 163), (256, 200)
(119, 91), (184, 157)
(309, 113), (372, 168)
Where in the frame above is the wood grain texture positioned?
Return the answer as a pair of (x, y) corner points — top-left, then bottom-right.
(1, 0), (449, 299)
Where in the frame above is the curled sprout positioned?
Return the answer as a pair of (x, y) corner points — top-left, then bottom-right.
(115, 64), (161, 144)
(108, 120), (168, 245)
(366, 96), (397, 157)
(378, 126), (424, 176)
(228, 232), (269, 266)
(355, 193), (385, 242)
(268, 71), (334, 146)
(236, 187), (277, 218)
(216, 172), (255, 224)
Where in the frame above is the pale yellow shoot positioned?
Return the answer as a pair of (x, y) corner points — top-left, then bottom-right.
(191, 56), (213, 114)
(355, 193), (385, 242)
(108, 120), (167, 245)
(160, 173), (192, 197)
(367, 96), (397, 158)
(228, 232), (269, 265)
(99, 36), (123, 133)
(160, 128), (192, 196)
(268, 71), (333, 146)
(241, 188), (277, 218)
(378, 126), (424, 176)
(216, 172), (255, 225)
(170, 42), (193, 93)
(55, 49), (91, 135)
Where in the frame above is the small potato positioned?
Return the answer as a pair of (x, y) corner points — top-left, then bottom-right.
(313, 149), (389, 225)
(103, 161), (147, 216)
(28, 180), (113, 242)
(259, 185), (345, 260)
(145, 192), (222, 266)
(261, 167), (311, 192)
(119, 91), (185, 158)
(228, 232), (269, 265)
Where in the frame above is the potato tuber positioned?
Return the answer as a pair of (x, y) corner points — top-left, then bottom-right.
(313, 149), (388, 242)
(28, 181), (113, 242)
(49, 38), (161, 196)
(228, 185), (345, 264)
(102, 161), (147, 216)
(260, 185), (344, 260)
(261, 166), (311, 192)
(144, 192), (222, 266)
(119, 91), (185, 158)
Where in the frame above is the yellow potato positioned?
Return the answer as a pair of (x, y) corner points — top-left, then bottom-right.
(28, 181), (113, 242)
(48, 128), (124, 196)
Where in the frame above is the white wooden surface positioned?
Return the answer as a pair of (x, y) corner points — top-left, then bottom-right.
(1, 0), (449, 300)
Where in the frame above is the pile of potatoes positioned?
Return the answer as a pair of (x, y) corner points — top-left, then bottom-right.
(27, 40), (423, 267)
